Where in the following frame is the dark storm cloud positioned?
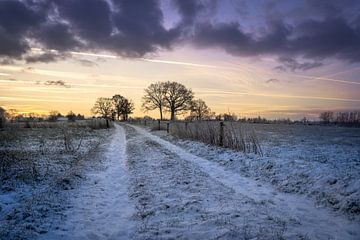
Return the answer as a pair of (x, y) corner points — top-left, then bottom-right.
(0, 0), (359, 69)
(193, 17), (360, 65)
(33, 23), (81, 51)
(110, 0), (181, 57)
(54, 0), (112, 43)
(0, 0), (45, 58)
(0, 0), (180, 60)
(173, 0), (205, 26)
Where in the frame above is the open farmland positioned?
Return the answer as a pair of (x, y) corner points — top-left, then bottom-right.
(157, 123), (360, 220)
(1, 122), (359, 239)
(0, 120), (111, 239)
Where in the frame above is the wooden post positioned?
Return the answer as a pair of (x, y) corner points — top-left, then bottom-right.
(185, 122), (188, 130)
(158, 120), (161, 130)
(166, 122), (170, 133)
(144, 120), (147, 126)
(106, 119), (109, 129)
(219, 121), (224, 146)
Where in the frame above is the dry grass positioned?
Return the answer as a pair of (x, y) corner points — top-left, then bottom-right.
(0, 121), (110, 184)
(169, 121), (262, 155)
(4, 118), (113, 130)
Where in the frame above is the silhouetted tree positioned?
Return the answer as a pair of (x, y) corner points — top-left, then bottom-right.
(189, 99), (212, 120)
(163, 81), (194, 120)
(76, 114), (85, 120)
(112, 94), (134, 121)
(120, 98), (134, 121)
(112, 94), (126, 120)
(142, 82), (166, 120)
(66, 111), (77, 122)
(48, 110), (60, 122)
(91, 98), (114, 119)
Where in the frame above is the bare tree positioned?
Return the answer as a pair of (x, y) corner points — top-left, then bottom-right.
(163, 81), (194, 121)
(91, 97), (114, 119)
(112, 94), (134, 121)
(120, 98), (135, 121)
(190, 99), (212, 120)
(142, 82), (166, 120)
(112, 94), (126, 120)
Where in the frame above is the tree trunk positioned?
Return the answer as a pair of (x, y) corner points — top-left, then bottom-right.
(159, 107), (163, 121)
(171, 109), (175, 121)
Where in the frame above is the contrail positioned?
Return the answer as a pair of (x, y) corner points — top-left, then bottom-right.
(140, 58), (221, 69)
(294, 74), (360, 85)
(31, 48), (230, 69)
(30, 48), (360, 86)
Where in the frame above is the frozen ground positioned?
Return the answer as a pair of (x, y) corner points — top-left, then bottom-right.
(155, 124), (360, 221)
(0, 125), (109, 239)
(41, 124), (135, 239)
(130, 124), (360, 239)
(1, 123), (359, 239)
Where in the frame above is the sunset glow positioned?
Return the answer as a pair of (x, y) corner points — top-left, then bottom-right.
(1, 0), (360, 119)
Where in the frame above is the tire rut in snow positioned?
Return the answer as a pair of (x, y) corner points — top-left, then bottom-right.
(41, 124), (135, 240)
(124, 124), (289, 239)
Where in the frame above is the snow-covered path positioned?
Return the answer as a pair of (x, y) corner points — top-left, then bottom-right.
(39, 123), (360, 239)
(42, 124), (135, 239)
(127, 124), (360, 239)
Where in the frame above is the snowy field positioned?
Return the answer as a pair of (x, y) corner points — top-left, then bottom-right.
(157, 124), (360, 220)
(1, 122), (359, 239)
(0, 123), (110, 239)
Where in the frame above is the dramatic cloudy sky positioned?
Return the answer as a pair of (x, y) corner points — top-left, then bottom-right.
(1, 0), (360, 119)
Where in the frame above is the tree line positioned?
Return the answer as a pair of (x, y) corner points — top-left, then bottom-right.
(92, 81), (213, 121)
(319, 111), (360, 126)
(0, 107), (85, 122)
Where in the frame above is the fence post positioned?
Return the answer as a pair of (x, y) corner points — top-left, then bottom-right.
(158, 120), (161, 130)
(185, 122), (188, 130)
(106, 119), (109, 129)
(219, 121), (224, 146)
(144, 120), (147, 126)
(166, 122), (170, 133)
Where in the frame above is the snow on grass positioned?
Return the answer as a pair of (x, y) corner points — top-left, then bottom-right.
(0, 124), (109, 239)
(153, 123), (360, 220)
(132, 123), (360, 239)
(124, 124), (289, 239)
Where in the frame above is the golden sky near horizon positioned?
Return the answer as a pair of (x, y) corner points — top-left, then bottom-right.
(1, 47), (360, 120)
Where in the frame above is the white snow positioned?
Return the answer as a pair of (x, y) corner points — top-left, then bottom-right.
(41, 124), (135, 239)
(3, 123), (360, 239)
(129, 124), (360, 239)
